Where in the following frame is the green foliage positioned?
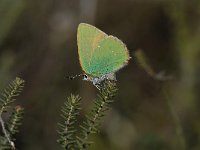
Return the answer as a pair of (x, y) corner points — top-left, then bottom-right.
(0, 136), (11, 150)
(57, 81), (117, 150)
(57, 94), (81, 149)
(76, 81), (117, 150)
(0, 77), (25, 150)
(0, 77), (24, 113)
(7, 106), (24, 138)
(0, 106), (24, 150)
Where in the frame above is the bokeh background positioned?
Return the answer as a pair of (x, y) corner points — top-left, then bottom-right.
(1, 0), (200, 149)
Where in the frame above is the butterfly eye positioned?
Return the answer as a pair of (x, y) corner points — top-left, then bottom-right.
(83, 74), (88, 79)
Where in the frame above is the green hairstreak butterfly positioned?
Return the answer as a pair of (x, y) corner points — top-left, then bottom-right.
(71, 23), (130, 89)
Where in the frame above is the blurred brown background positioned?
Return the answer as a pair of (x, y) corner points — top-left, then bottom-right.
(0, 0), (200, 149)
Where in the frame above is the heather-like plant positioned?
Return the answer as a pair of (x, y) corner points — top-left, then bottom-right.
(0, 77), (25, 150)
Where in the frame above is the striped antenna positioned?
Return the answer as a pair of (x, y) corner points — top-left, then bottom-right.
(66, 74), (86, 80)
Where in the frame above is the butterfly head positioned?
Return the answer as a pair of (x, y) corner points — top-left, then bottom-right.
(82, 74), (88, 80)
(82, 74), (94, 82)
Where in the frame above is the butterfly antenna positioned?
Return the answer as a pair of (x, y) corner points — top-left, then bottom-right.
(66, 74), (84, 80)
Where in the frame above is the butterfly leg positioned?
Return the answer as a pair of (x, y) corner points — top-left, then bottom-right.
(94, 83), (101, 90)
(92, 79), (104, 90)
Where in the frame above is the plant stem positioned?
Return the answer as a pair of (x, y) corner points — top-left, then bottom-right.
(0, 114), (15, 150)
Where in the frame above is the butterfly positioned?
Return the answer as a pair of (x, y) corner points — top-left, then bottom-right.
(69, 23), (130, 89)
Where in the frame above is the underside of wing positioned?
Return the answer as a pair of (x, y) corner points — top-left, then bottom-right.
(88, 36), (130, 77)
(77, 23), (107, 73)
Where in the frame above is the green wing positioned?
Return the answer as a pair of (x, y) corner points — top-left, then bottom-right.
(77, 23), (107, 73)
(88, 36), (130, 77)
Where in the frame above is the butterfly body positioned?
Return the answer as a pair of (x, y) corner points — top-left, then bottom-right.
(83, 72), (116, 86)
